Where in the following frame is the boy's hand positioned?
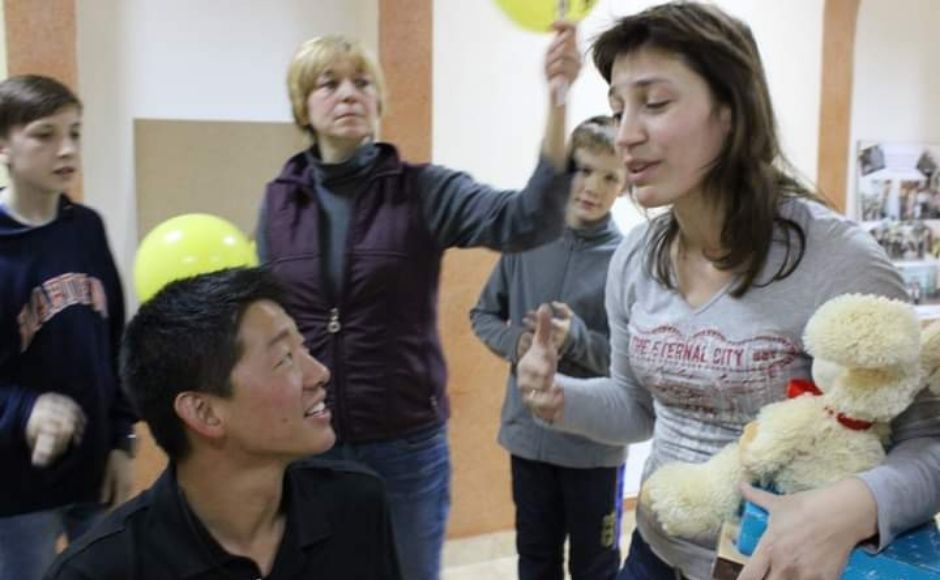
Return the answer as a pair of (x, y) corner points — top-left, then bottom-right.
(100, 448), (134, 508)
(518, 305), (565, 423)
(523, 302), (572, 352)
(544, 21), (581, 106)
(26, 392), (86, 467)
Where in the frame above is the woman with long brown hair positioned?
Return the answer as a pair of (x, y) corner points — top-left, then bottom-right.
(519, 3), (940, 579)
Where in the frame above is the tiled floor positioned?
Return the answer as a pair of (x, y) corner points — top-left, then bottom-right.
(441, 510), (636, 579)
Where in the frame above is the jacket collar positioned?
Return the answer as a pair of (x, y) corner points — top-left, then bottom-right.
(566, 213), (621, 242)
(273, 142), (405, 198)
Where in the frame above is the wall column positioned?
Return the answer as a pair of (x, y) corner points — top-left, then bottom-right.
(817, 0), (860, 213)
(379, 0), (432, 162)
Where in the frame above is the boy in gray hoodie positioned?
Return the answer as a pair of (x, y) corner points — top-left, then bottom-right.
(470, 116), (628, 580)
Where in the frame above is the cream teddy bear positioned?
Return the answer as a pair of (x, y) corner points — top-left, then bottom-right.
(641, 294), (939, 540)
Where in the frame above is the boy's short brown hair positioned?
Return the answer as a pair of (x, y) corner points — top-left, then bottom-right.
(567, 115), (618, 171)
(0, 75), (81, 137)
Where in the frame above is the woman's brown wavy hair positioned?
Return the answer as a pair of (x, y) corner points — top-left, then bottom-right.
(593, 2), (827, 296)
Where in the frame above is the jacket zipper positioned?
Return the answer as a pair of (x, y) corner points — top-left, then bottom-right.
(307, 176), (352, 442)
(554, 228), (575, 302)
(331, 175), (366, 442)
(327, 307), (342, 334)
(327, 305), (347, 441)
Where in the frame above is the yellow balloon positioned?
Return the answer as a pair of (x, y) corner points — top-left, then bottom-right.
(494, 0), (597, 32)
(134, 214), (255, 302)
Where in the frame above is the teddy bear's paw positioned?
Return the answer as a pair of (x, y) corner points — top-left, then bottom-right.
(641, 463), (725, 539)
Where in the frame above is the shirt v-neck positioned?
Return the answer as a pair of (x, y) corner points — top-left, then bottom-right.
(669, 270), (738, 315)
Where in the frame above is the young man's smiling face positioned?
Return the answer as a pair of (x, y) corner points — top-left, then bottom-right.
(217, 299), (335, 460)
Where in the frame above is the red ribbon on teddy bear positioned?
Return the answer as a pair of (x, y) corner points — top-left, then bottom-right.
(786, 378), (874, 431)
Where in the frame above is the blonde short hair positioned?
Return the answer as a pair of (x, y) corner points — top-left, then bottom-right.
(286, 35), (386, 139)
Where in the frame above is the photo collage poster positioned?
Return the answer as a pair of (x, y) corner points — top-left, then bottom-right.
(856, 141), (940, 315)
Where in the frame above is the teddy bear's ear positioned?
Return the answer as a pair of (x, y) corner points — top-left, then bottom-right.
(804, 294), (920, 369)
(921, 320), (940, 393)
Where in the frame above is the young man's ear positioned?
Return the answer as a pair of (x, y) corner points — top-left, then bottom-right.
(174, 392), (225, 440)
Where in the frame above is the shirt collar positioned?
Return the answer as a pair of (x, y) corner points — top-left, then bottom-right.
(147, 463), (333, 579)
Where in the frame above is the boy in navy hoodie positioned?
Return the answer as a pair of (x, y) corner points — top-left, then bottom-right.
(0, 75), (136, 580)
(470, 116), (628, 580)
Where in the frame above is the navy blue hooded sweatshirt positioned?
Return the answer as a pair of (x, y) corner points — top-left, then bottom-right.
(0, 194), (135, 516)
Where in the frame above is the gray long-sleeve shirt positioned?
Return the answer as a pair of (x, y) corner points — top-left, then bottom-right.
(470, 216), (625, 468)
(551, 197), (940, 579)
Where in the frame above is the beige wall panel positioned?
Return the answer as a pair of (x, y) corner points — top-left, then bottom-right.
(134, 119), (306, 239)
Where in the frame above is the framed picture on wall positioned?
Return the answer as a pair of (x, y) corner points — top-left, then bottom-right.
(856, 141), (940, 317)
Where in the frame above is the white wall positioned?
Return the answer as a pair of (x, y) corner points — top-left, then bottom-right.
(433, 0), (824, 495)
(76, 0), (378, 296)
(846, 0), (940, 217)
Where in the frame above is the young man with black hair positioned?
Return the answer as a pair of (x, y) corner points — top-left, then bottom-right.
(46, 268), (401, 580)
